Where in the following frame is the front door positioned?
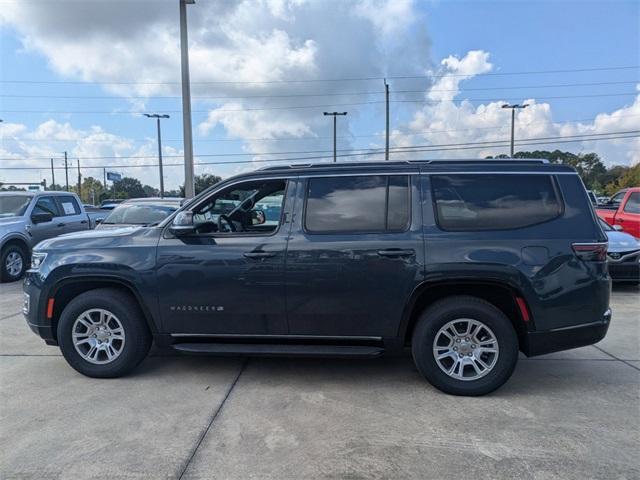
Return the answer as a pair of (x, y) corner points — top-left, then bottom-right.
(157, 177), (294, 335)
(285, 172), (424, 338)
(28, 195), (65, 245)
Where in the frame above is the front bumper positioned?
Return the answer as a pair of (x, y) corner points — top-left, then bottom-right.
(22, 273), (58, 345)
(522, 308), (611, 356)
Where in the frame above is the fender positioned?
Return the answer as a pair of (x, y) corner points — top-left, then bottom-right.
(0, 231), (31, 251)
(397, 270), (534, 342)
(47, 274), (160, 335)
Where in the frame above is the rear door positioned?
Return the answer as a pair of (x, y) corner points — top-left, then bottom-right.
(284, 171), (424, 337)
(54, 195), (89, 233)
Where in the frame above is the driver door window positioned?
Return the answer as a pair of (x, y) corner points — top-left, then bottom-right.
(192, 179), (286, 235)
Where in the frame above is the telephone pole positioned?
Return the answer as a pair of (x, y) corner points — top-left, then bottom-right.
(63, 151), (69, 191)
(77, 159), (82, 199)
(384, 79), (390, 161)
(323, 112), (347, 162)
(144, 113), (170, 198)
(50, 158), (55, 190)
(180, 0), (196, 198)
(501, 104), (528, 157)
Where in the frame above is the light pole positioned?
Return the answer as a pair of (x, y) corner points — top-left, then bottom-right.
(323, 112), (347, 162)
(144, 113), (170, 198)
(502, 103), (528, 157)
(180, 0), (196, 198)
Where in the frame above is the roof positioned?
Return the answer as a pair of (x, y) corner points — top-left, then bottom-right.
(121, 197), (183, 205)
(0, 190), (79, 197)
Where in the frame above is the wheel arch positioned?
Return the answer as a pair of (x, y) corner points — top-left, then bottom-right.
(48, 276), (158, 342)
(400, 279), (531, 350)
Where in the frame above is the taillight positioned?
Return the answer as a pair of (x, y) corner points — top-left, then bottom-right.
(572, 242), (608, 261)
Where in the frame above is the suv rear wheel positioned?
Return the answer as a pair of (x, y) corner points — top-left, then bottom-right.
(412, 295), (518, 396)
(1, 244), (27, 282)
(57, 288), (151, 378)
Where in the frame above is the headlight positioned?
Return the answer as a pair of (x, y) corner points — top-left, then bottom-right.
(30, 252), (48, 270)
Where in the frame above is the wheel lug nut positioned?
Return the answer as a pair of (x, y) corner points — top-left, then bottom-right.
(453, 347), (458, 351)
(456, 339), (461, 343)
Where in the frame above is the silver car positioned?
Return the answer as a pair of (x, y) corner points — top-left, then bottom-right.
(0, 191), (91, 282)
(599, 218), (640, 284)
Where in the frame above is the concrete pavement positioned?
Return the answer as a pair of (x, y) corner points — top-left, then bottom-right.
(1, 281), (638, 479)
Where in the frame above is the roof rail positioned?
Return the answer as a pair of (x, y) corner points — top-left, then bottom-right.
(410, 158), (550, 164)
(259, 158), (550, 170)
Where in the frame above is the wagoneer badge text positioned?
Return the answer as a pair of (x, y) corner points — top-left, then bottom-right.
(170, 305), (224, 312)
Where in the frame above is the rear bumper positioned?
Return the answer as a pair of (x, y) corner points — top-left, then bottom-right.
(522, 308), (611, 356)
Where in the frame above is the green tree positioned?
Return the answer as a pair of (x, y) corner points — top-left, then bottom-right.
(179, 174), (222, 196)
(112, 177), (146, 199)
(80, 177), (106, 204)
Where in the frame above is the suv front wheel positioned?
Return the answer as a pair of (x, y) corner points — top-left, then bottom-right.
(412, 296), (519, 396)
(57, 288), (152, 378)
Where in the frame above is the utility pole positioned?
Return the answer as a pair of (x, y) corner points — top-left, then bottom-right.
(63, 151), (69, 191)
(323, 112), (348, 162)
(384, 79), (390, 161)
(144, 113), (170, 198)
(50, 158), (55, 191)
(103, 168), (106, 189)
(501, 104), (528, 157)
(180, 0), (196, 198)
(77, 159), (82, 200)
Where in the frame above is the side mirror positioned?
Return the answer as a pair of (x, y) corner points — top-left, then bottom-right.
(31, 212), (53, 224)
(613, 224), (623, 231)
(169, 210), (196, 236)
(251, 209), (266, 225)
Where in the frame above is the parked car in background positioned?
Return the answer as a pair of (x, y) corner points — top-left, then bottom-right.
(596, 187), (640, 238)
(0, 191), (91, 282)
(23, 160), (612, 396)
(96, 198), (182, 229)
(597, 196), (610, 205)
(99, 199), (124, 210)
(599, 218), (640, 284)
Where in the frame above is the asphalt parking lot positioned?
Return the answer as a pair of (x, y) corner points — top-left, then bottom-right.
(1, 281), (638, 480)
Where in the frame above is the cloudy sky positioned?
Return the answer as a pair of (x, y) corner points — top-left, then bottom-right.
(1, 0), (638, 190)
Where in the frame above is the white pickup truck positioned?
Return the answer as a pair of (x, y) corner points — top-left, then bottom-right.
(0, 191), (93, 282)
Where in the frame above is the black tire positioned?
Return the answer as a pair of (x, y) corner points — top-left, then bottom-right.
(1, 243), (27, 282)
(411, 295), (519, 396)
(57, 288), (152, 378)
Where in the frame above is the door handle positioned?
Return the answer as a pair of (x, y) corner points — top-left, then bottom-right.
(377, 249), (415, 257)
(80, 220), (88, 224)
(243, 251), (276, 259)
(57, 223), (66, 227)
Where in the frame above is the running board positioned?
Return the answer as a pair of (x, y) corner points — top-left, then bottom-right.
(170, 343), (384, 358)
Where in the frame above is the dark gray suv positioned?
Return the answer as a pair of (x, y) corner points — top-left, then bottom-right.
(23, 160), (611, 395)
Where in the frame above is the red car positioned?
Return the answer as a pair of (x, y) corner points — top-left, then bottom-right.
(596, 187), (640, 238)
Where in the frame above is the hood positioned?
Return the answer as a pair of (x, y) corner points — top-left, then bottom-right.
(35, 225), (160, 251)
(605, 230), (640, 252)
(0, 216), (25, 227)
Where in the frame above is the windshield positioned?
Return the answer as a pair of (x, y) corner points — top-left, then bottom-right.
(102, 203), (178, 225)
(0, 195), (31, 218)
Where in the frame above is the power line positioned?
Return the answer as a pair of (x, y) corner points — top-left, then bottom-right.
(2, 130), (638, 164)
(2, 80), (637, 100)
(1, 134), (638, 173)
(1, 65), (638, 85)
(5, 113), (640, 144)
(2, 92), (637, 115)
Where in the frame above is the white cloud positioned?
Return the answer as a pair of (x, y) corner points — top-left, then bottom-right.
(395, 51), (640, 166)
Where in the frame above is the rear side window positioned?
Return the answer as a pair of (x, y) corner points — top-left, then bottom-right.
(431, 174), (562, 231)
(623, 192), (639, 214)
(32, 196), (60, 217)
(305, 175), (410, 233)
(56, 196), (81, 216)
